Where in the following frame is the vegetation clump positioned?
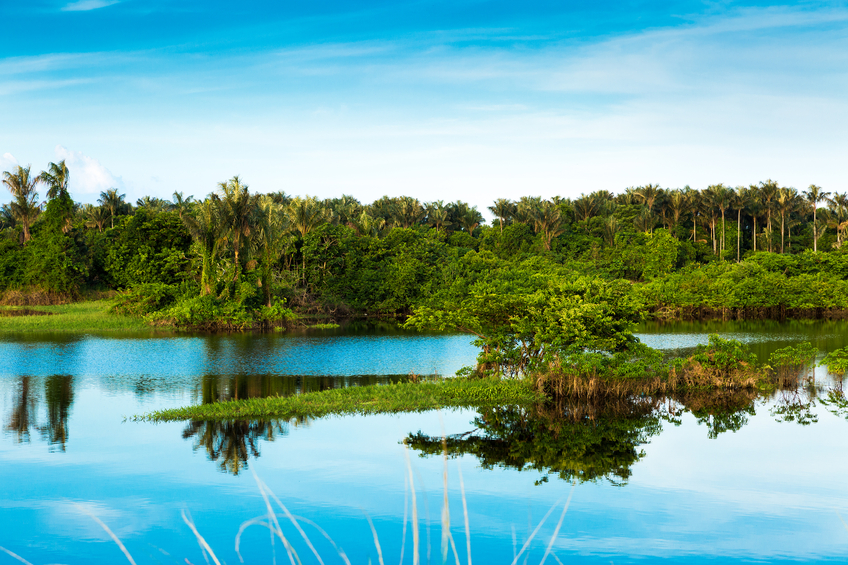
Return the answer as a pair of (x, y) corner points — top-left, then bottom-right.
(137, 377), (542, 422)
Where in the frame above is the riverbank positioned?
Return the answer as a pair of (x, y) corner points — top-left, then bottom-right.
(0, 300), (162, 333)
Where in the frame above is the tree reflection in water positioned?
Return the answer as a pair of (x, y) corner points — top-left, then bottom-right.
(407, 397), (673, 485)
(40, 375), (74, 451)
(4, 375), (74, 451)
(182, 419), (305, 475)
(407, 391), (771, 485)
(5, 376), (37, 444)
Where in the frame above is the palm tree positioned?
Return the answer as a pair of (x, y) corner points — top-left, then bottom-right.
(514, 196), (542, 224)
(666, 190), (687, 238)
(685, 188), (700, 242)
(634, 208), (656, 234)
(136, 195), (169, 212)
(255, 196), (292, 306)
(747, 185), (762, 252)
(602, 216), (619, 247)
(172, 191), (195, 220)
(572, 194), (600, 224)
(425, 201), (451, 233)
(533, 201), (565, 250)
(634, 184), (662, 229)
(458, 207), (484, 234)
(828, 192), (848, 248)
(488, 198), (515, 232)
(804, 184), (831, 252)
(0, 204), (15, 230)
(83, 204), (110, 233)
(183, 199), (224, 295)
(775, 187), (795, 253)
(287, 196), (325, 283)
(392, 197), (424, 229)
(38, 160), (70, 200)
(216, 176), (258, 286)
(98, 188), (126, 229)
(733, 186), (751, 262)
(759, 180), (779, 251)
(2, 165), (41, 242)
(351, 211), (386, 237)
(708, 184), (732, 257)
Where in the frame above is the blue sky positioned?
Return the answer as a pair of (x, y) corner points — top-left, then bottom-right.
(1, 0), (846, 211)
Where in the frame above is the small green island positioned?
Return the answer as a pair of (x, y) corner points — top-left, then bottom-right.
(4, 163), (848, 417)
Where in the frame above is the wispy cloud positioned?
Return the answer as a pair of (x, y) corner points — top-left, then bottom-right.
(61, 0), (120, 12)
(55, 145), (124, 195)
(0, 153), (19, 174)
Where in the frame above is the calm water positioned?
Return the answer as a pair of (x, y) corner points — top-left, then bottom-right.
(2, 321), (848, 564)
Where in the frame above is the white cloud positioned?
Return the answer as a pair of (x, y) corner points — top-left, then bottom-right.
(0, 152), (19, 172)
(61, 0), (120, 12)
(54, 145), (124, 196)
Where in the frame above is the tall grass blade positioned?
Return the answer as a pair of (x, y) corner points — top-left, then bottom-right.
(249, 472), (299, 565)
(0, 546), (34, 565)
(509, 495), (567, 565)
(291, 515), (352, 565)
(73, 502), (137, 565)
(255, 473), (325, 565)
(181, 510), (222, 565)
(838, 511), (848, 534)
(398, 472), (409, 565)
(442, 436), (450, 565)
(363, 512), (386, 565)
(539, 482), (576, 565)
(403, 440), (420, 565)
(440, 436), (461, 565)
(457, 460), (471, 565)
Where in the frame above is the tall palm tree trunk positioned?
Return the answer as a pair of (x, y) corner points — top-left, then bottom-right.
(737, 209), (742, 262)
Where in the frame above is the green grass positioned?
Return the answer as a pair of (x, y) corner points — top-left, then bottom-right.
(0, 300), (165, 333)
(137, 377), (542, 421)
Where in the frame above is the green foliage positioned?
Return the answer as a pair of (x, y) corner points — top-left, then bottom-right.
(100, 209), (191, 288)
(819, 346), (848, 376)
(406, 254), (643, 376)
(767, 342), (818, 380)
(111, 283), (184, 317)
(690, 335), (759, 377)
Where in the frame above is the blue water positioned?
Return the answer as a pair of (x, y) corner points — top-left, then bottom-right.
(2, 323), (848, 564)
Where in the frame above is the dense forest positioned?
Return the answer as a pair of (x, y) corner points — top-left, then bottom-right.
(3, 160), (848, 340)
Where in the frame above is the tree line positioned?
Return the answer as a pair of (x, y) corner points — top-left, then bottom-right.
(2, 158), (847, 326)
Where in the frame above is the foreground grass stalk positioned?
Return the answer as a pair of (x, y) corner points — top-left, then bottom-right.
(539, 482), (575, 565)
(74, 502), (138, 565)
(403, 442), (421, 565)
(457, 461), (472, 565)
(0, 545), (34, 565)
(181, 510), (223, 565)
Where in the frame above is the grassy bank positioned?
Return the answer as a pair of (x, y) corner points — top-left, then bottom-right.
(0, 300), (163, 333)
(137, 377), (543, 421)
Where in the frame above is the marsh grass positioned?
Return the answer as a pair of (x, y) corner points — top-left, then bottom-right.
(534, 336), (820, 399)
(137, 378), (542, 422)
(0, 300), (161, 333)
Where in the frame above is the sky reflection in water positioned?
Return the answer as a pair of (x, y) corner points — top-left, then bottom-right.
(2, 322), (848, 564)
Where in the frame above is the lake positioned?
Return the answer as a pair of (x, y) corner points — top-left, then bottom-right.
(2, 320), (848, 564)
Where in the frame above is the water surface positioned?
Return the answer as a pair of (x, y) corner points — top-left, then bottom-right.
(2, 322), (848, 564)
